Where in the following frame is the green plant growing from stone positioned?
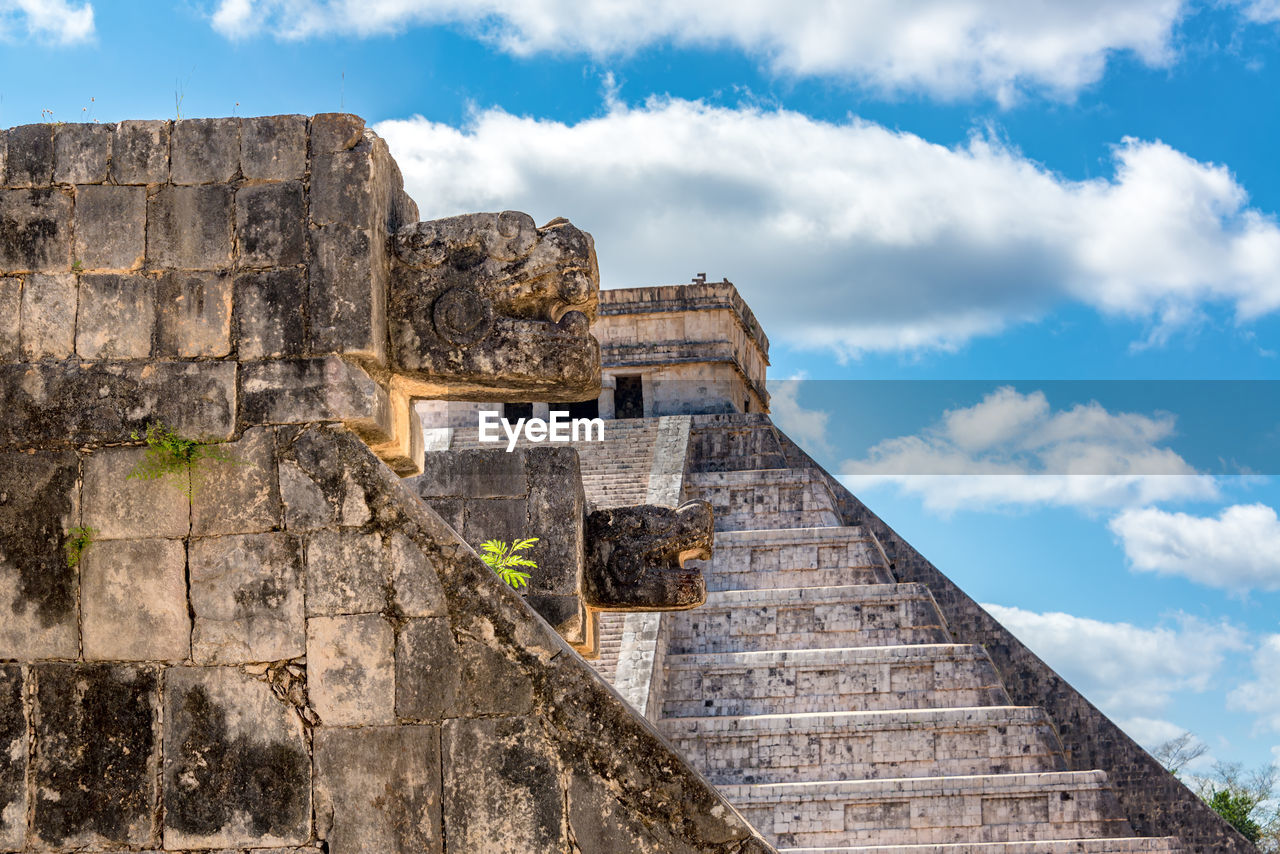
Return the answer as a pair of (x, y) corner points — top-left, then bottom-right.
(63, 526), (94, 569)
(128, 422), (234, 498)
(478, 538), (538, 589)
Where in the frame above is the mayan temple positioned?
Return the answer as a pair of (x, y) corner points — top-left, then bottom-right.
(0, 116), (1257, 854)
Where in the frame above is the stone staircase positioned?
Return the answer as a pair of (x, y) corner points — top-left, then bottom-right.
(652, 462), (1184, 852)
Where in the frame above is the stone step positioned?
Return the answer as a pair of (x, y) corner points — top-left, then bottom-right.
(694, 526), (894, 591)
(720, 771), (1133, 848)
(660, 706), (1067, 785)
(660, 645), (1010, 718)
(686, 468), (843, 530)
(665, 584), (950, 654)
(779, 839), (1185, 854)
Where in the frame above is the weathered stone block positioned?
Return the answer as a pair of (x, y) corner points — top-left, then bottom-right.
(82, 445), (191, 539)
(240, 356), (391, 440)
(0, 360), (237, 446)
(308, 223), (386, 359)
(190, 532), (304, 664)
(171, 118), (241, 184)
(156, 270), (233, 358)
(443, 716), (566, 853)
(241, 114), (307, 180)
(4, 123), (54, 187)
(0, 451), (80, 659)
(307, 614), (395, 725)
(112, 120), (169, 184)
(461, 497), (528, 545)
(32, 663), (159, 849)
(310, 112), (365, 153)
(395, 617), (461, 721)
(0, 129), (6, 187)
(54, 122), (112, 184)
(164, 666), (311, 849)
(74, 183), (146, 270)
(0, 276), (17, 358)
(19, 272), (76, 359)
(76, 273), (156, 359)
(315, 726), (443, 854)
(389, 531), (448, 617)
(276, 428), (373, 531)
(191, 426), (281, 535)
(236, 181), (305, 266)
(0, 187), (73, 272)
(457, 629), (535, 717)
(525, 447), (585, 598)
(311, 150), (374, 227)
(305, 528), (385, 615)
(147, 184), (234, 269)
(234, 268), (306, 359)
(412, 449), (528, 499)
(82, 537), (190, 661)
(0, 665), (24, 851)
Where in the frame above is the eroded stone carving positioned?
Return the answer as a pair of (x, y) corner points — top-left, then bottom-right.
(390, 211), (601, 402)
(583, 500), (713, 612)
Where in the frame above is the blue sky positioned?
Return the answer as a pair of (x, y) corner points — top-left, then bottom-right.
(4, 0), (1280, 769)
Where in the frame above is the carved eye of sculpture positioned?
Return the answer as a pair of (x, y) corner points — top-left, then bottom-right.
(433, 287), (495, 346)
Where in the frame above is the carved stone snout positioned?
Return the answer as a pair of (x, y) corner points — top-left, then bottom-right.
(583, 500), (713, 612)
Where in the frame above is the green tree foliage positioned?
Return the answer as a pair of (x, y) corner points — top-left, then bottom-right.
(1207, 788), (1264, 843)
(478, 538), (538, 589)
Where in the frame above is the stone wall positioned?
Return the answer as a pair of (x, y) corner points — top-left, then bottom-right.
(0, 115), (775, 854)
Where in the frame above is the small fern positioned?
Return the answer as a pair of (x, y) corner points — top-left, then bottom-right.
(64, 526), (95, 569)
(128, 422), (234, 498)
(478, 537), (538, 589)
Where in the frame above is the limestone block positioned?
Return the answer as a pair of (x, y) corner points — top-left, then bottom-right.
(54, 122), (112, 184)
(442, 716), (566, 853)
(111, 120), (170, 184)
(277, 426), (375, 531)
(310, 112), (366, 153)
(0, 187), (73, 272)
(412, 448), (528, 499)
(389, 531), (448, 617)
(0, 276), (18, 358)
(0, 665), (23, 850)
(524, 447), (584, 597)
(315, 725), (443, 854)
(311, 150), (375, 227)
(163, 666), (311, 849)
(81, 538), (191, 661)
(454, 620), (534, 717)
(236, 180), (305, 267)
(191, 426), (281, 535)
(308, 223), (386, 359)
(82, 445), (191, 539)
(190, 533), (304, 664)
(0, 129), (6, 186)
(19, 272), (76, 358)
(307, 614), (395, 725)
(305, 529), (385, 615)
(241, 114), (307, 180)
(395, 617), (461, 721)
(171, 118), (241, 184)
(234, 268), (306, 359)
(4, 123), (54, 187)
(75, 273), (156, 359)
(147, 184), (234, 269)
(31, 663), (159, 850)
(0, 360), (237, 446)
(153, 270), (232, 358)
(240, 356), (391, 441)
(74, 183), (146, 270)
(460, 497), (527, 546)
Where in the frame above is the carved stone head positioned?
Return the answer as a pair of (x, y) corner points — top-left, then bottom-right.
(389, 211), (601, 402)
(583, 500), (713, 612)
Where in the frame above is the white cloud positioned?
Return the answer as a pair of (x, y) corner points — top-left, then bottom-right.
(0, 0), (94, 44)
(209, 0), (1188, 101)
(1229, 634), (1280, 733)
(1111, 503), (1280, 591)
(375, 100), (1280, 358)
(1234, 0), (1280, 23)
(984, 603), (1246, 720)
(767, 377), (832, 456)
(837, 386), (1216, 511)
